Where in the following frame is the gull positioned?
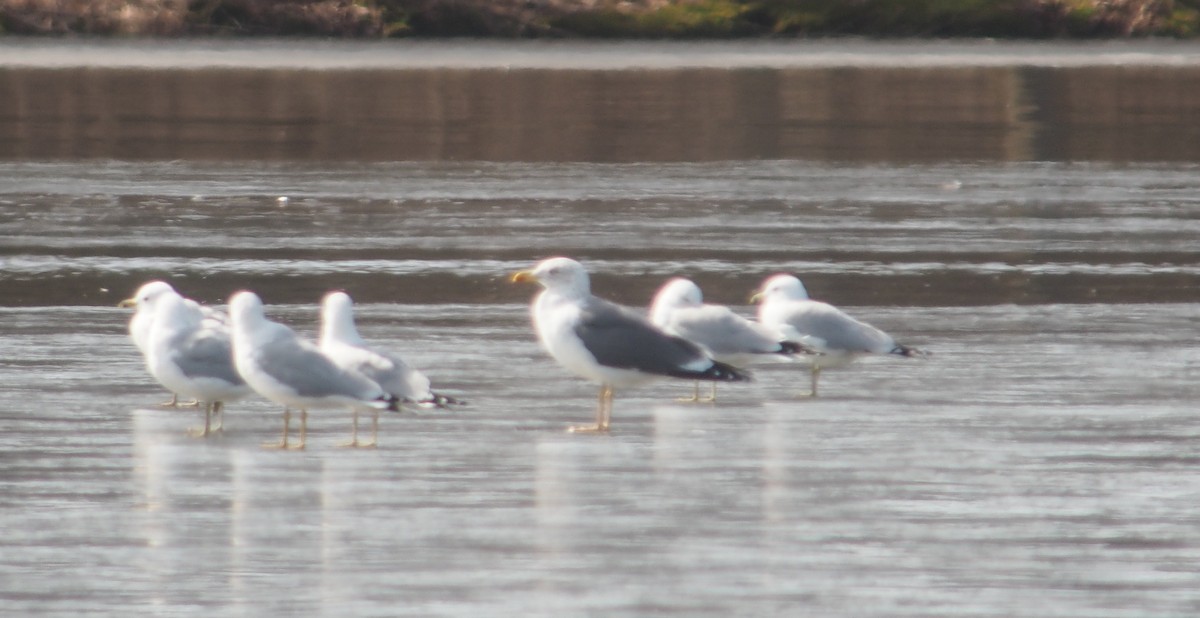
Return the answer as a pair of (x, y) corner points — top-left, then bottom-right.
(752, 274), (927, 397)
(319, 291), (462, 410)
(512, 257), (750, 433)
(228, 291), (398, 449)
(650, 277), (807, 402)
(119, 280), (225, 408)
(146, 293), (253, 437)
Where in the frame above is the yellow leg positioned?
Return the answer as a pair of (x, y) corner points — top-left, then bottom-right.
(365, 410), (379, 448)
(212, 401), (225, 432)
(676, 381), (700, 403)
(339, 409), (377, 448)
(262, 408), (291, 449)
(810, 366), (821, 398)
(569, 385), (613, 433)
(188, 401), (214, 438)
(339, 409), (360, 448)
(289, 410), (308, 450)
(702, 382), (718, 403)
(597, 386), (609, 429)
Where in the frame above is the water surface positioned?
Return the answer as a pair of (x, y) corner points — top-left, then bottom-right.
(1, 42), (1199, 617)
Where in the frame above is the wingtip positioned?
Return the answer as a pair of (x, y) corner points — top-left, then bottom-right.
(892, 344), (930, 359)
(709, 360), (753, 383)
(779, 340), (820, 356)
(420, 392), (466, 409)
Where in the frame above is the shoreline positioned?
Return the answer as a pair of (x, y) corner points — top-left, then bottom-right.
(4, 38), (1200, 69)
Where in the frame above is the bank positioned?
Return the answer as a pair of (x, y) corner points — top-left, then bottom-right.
(1, 0), (1199, 39)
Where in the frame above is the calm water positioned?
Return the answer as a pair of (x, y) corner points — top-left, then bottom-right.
(1, 41), (1199, 617)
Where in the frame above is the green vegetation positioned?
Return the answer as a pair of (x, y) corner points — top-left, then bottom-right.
(1, 0), (1198, 38)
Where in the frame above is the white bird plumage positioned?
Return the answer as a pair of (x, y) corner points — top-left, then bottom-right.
(513, 257), (750, 433)
(753, 274), (926, 396)
(649, 277), (802, 402)
(319, 291), (461, 410)
(228, 290), (397, 449)
(146, 292), (253, 436)
(120, 280), (227, 408)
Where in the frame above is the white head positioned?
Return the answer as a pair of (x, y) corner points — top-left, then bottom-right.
(228, 291), (266, 328)
(754, 274), (810, 303)
(320, 291), (361, 345)
(649, 277), (703, 327)
(511, 257), (591, 299)
(152, 293), (202, 334)
(120, 280), (176, 311)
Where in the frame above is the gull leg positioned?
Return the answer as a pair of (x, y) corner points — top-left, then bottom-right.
(212, 401), (225, 433)
(289, 410), (308, 450)
(810, 366), (821, 398)
(569, 385), (613, 433)
(362, 410), (379, 449)
(676, 381), (701, 403)
(339, 409), (372, 448)
(188, 402), (214, 438)
(702, 382), (718, 403)
(263, 408), (291, 449)
(597, 386), (609, 429)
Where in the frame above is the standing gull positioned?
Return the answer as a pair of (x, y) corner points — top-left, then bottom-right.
(119, 280), (225, 408)
(650, 277), (806, 402)
(512, 257), (750, 433)
(147, 293), (253, 437)
(752, 274), (927, 397)
(228, 291), (398, 449)
(319, 291), (462, 411)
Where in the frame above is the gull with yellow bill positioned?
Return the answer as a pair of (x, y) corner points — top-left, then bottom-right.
(512, 257), (750, 433)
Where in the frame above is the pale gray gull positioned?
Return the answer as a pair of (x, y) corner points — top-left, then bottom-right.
(512, 257), (750, 433)
(229, 291), (398, 449)
(752, 274), (927, 397)
(319, 291), (462, 410)
(147, 293), (253, 437)
(119, 280), (226, 408)
(650, 277), (806, 402)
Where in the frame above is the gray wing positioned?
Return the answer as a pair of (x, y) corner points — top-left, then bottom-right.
(172, 328), (244, 386)
(256, 326), (382, 400)
(575, 297), (711, 377)
(669, 305), (784, 356)
(350, 347), (432, 402)
(782, 303), (894, 354)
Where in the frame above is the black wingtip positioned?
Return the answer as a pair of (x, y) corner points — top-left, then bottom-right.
(891, 344), (930, 358)
(779, 340), (820, 356)
(383, 394), (402, 412)
(704, 360), (752, 383)
(418, 392), (466, 409)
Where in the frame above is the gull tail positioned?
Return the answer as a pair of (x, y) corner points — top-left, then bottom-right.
(890, 343), (930, 359)
(415, 392), (466, 409)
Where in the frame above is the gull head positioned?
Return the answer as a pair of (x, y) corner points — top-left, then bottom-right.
(751, 274), (809, 304)
(511, 257), (591, 298)
(228, 290), (266, 326)
(320, 290), (362, 345)
(650, 277), (703, 327)
(152, 293), (202, 332)
(657, 278), (703, 307)
(119, 280), (176, 310)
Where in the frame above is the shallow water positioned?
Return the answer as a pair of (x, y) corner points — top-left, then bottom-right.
(2, 41), (1200, 617)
